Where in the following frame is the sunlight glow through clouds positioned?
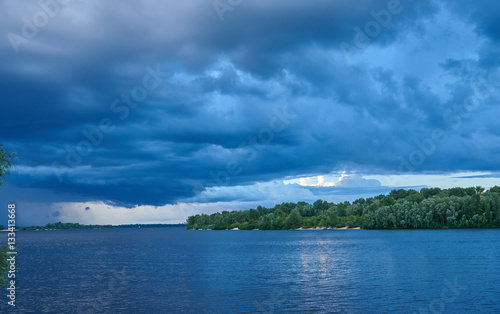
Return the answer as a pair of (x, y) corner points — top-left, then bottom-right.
(298, 172), (347, 187)
(291, 171), (382, 188)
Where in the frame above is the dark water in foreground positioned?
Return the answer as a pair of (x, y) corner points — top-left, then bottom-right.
(1, 228), (499, 313)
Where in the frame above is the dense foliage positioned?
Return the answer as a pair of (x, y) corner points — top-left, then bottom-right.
(0, 246), (8, 286)
(0, 145), (16, 286)
(0, 145), (16, 187)
(186, 186), (500, 230)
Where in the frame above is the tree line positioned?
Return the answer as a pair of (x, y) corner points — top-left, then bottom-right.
(186, 186), (500, 230)
(4, 222), (186, 230)
(15, 222), (114, 231)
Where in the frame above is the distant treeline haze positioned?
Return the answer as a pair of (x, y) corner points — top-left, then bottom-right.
(186, 186), (500, 230)
(0, 223), (185, 230)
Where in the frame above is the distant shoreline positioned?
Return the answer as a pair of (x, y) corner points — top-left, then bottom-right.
(0, 222), (185, 231)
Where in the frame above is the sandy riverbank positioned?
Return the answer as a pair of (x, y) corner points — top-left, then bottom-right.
(293, 226), (361, 230)
(208, 226), (363, 231)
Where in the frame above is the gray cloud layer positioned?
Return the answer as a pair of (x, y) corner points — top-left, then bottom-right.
(1, 0), (499, 207)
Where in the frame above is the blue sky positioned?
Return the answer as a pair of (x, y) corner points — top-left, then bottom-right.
(1, 0), (500, 225)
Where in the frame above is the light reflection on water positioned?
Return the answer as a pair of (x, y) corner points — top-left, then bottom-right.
(1, 228), (499, 313)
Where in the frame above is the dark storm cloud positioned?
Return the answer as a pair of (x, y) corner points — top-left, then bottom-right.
(446, 0), (500, 43)
(1, 0), (499, 207)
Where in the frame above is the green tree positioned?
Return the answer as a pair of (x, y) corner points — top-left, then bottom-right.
(447, 187), (467, 197)
(405, 190), (424, 203)
(0, 145), (17, 187)
(283, 210), (302, 229)
(327, 212), (339, 227)
(389, 189), (409, 201)
(0, 246), (9, 286)
(260, 213), (274, 230)
(0, 145), (16, 286)
(489, 186), (500, 194)
(420, 187), (442, 199)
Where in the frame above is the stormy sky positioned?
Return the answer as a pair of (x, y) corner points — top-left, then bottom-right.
(1, 0), (500, 225)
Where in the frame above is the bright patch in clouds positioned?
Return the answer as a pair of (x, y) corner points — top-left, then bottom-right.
(290, 172), (382, 188)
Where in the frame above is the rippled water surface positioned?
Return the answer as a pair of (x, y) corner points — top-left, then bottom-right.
(1, 228), (499, 313)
